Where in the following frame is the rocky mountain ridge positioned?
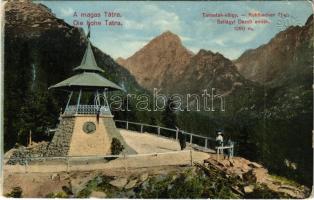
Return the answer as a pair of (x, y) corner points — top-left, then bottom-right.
(174, 49), (252, 95)
(117, 31), (254, 96)
(117, 31), (194, 93)
(234, 14), (313, 83)
(5, 0), (77, 38)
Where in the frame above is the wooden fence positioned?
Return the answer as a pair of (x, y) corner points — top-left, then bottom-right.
(114, 120), (217, 152)
(4, 150), (200, 173)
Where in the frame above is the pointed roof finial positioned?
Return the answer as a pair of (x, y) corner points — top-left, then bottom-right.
(86, 22), (91, 39)
(73, 25), (104, 72)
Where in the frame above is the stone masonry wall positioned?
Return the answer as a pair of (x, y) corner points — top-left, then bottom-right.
(103, 117), (137, 155)
(45, 117), (75, 157)
(67, 115), (111, 156)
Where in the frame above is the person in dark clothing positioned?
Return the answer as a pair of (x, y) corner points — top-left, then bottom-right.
(180, 131), (187, 150)
(176, 127), (186, 150)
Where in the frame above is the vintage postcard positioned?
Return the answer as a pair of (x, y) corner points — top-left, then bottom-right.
(1, 0), (313, 198)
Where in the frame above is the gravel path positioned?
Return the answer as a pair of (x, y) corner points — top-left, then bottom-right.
(119, 129), (181, 153)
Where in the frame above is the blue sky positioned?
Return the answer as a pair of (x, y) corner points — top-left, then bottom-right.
(38, 1), (312, 60)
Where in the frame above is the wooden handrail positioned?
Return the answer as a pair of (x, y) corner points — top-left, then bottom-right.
(114, 120), (217, 150)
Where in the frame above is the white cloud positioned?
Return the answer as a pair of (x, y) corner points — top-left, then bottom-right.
(211, 14), (270, 46)
(123, 4), (182, 33)
(220, 48), (245, 60)
(48, 1), (310, 61)
(180, 36), (193, 42)
(93, 4), (183, 58)
(189, 47), (199, 54)
(214, 39), (226, 46)
(60, 7), (74, 17)
(124, 20), (145, 30)
(96, 36), (148, 59)
(116, 40), (148, 58)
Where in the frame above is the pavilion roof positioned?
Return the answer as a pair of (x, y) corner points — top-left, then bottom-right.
(49, 72), (123, 91)
(49, 39), (124, 91)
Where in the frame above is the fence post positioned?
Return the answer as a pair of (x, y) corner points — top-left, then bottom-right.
(66, 157), (69, 172)
(217, 148), (220, 160)
(176, 129), (178, 140)
(158, 126), (160, 135)
(190, 135), (193, 144)
(25, 159), (28, 173)
(126, 121), (129, 130)
(141, 124), (143, 133)
(29, 130), (32, 146)
(190, 150), (193, 166)
(205, 138), (208, 149)
(124, 153), (128, 173)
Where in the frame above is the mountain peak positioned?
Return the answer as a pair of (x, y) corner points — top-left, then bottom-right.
(197, 49), (215, 56)
(160, 30), (178, 37)
(117, 31), (193, 92)
(196, 49), (227, 60)
(151, 31), (182, 45)
(5, 0), (73, 36)
(6, 0), (54, 21)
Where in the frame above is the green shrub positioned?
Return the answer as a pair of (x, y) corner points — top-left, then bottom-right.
(77, 175), (116, 198)
(6, 186), (22, 198)
(111, 138), (124, 155)
(77, 188), (92, 198)
(168, 172), (204, 198)
(45, 191), (68, 198)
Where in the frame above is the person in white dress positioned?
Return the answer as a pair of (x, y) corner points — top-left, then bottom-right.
(215, 131), (224, 154)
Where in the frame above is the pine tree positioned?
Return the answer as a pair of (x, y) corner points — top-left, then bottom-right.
(161, 98), (177, 129)
(4, 41), (33, 148)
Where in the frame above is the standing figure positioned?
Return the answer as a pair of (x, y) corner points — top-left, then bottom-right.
(226, 138), (234, 159)
(215, 130), (224, 155)
(215, 130), (224, 147)
(176, 127), (186, 150)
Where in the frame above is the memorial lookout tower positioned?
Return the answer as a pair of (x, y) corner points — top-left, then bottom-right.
(46, 36), (134, 156)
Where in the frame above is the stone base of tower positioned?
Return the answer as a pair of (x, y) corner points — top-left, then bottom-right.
(46, 114), (136, 157)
